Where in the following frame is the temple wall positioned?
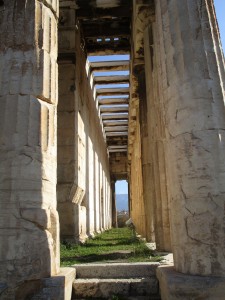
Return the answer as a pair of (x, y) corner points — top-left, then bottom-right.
(57, 17), (112, 242)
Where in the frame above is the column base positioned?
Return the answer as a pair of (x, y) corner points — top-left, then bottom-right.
(1, 268), (75, 300)
(79, 234), (89, 244)
(36, 267), (75, 300)
(87, 232), (95, 239)
(61, 234), (88, 245)
(157, 265), (225, 300)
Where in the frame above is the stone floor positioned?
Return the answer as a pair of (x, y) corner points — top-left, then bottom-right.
(146, 243), (173, 265)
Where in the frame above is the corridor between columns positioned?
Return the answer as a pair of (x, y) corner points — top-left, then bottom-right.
(0, 0), (225, 299)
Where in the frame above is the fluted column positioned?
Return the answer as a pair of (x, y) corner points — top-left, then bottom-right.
(155, 0), (225, 275)
(138, 65), (155, 242)
(144, 24), (172, 251)
(0, 0), (59, 295)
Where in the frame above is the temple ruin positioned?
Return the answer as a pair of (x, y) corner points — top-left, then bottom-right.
(0, 0), (225, 299)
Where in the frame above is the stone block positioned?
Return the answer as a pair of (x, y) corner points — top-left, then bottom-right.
(20, 208), (51, 229)
(74, 262), (160, 279)
(73, 277), (158, 298)
(157, 265), (225, 300)
(31, 267), (75, 300)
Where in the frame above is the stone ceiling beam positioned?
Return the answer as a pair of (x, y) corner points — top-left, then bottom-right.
(98, 98), (129, 105)
(94, 75), (130, 85)
(89, 60), (129, 71)
(101, 114), (128, 120)
(83, 24), (130, 38)
(76, 7), (131, 20)
(106, 132), (128, 136)
(105, 126), (128, 131)
(100, 106), (129, 113)
(108, 145), (127, 149)
(103, 120), (128, 126)
(75, 0), (130, 9)
(108, 149), (127, 152)
(87, 48), (130, 56)
(97, 87), (129, 95)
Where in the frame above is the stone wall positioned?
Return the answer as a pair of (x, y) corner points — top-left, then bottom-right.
(57, 13), (112, 242)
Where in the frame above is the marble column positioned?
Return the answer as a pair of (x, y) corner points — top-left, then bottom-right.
(138, 66), (155, 243)
(0, 0), (60, 297)
(144, 24), (172, 251)
(155, 0), (225, 275)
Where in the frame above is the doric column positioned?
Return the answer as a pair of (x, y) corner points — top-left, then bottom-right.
(155, 0), (225, 275)
(138, 65), (155, 243)
(144, 24), (172, 251)
(129, 112), (147, 237)
(0, 0), (60, 296)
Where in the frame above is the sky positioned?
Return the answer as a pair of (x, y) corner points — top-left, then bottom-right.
(116, 180), (128, 194)
(116, 1), (225, 195)
(214, 0), (225, 50)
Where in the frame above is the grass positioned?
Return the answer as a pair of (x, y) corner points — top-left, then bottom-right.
(60, 227), (162, 266)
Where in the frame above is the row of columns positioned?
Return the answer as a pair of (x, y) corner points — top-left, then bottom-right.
(130, 0), (225, 278)
(0, 1), (113, 298)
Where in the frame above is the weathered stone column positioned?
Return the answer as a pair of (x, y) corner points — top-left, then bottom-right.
(129, 112), (147, 238)
(106, 176), (112, 229)
(155, 0), (225, 276)
(143, 24), (172, 251)
(86, 139), (96, 236)
(94, 153), (101, 233)
(111, 180), (117, 228)
(0, 0), (67, 298)
(138, 65), (155, 243)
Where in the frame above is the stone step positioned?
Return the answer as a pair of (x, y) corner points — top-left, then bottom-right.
(72, 277), (159, 299)
(73, 262), (160, 279)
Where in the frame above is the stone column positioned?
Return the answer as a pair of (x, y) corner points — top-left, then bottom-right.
(107, 177), (112, 229)
(155, 0), (225, 276)
(94, 153), (100, 233)
(0, 0), (61, 297)
(111, 180), (117, 228)
(138, 65), (155, 243)
(144, 24), (172, 251)
(129, 113), (147, 237)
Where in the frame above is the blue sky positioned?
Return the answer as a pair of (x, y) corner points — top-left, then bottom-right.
(214, 0), (225, 50)
(116, 180), (128, 194)
(116, 3), (225, 195)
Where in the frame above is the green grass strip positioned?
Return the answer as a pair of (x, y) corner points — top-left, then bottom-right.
(61, 227), (162, 266)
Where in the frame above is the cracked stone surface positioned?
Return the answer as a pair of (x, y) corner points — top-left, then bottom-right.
(153, 0), (225, 276)
(0, 0), (60, 298)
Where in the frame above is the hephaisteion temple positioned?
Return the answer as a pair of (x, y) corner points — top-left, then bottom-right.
(0, 0), (225, 299)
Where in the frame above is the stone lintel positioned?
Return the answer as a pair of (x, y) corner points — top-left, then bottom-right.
(157, 266), (225, 300)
